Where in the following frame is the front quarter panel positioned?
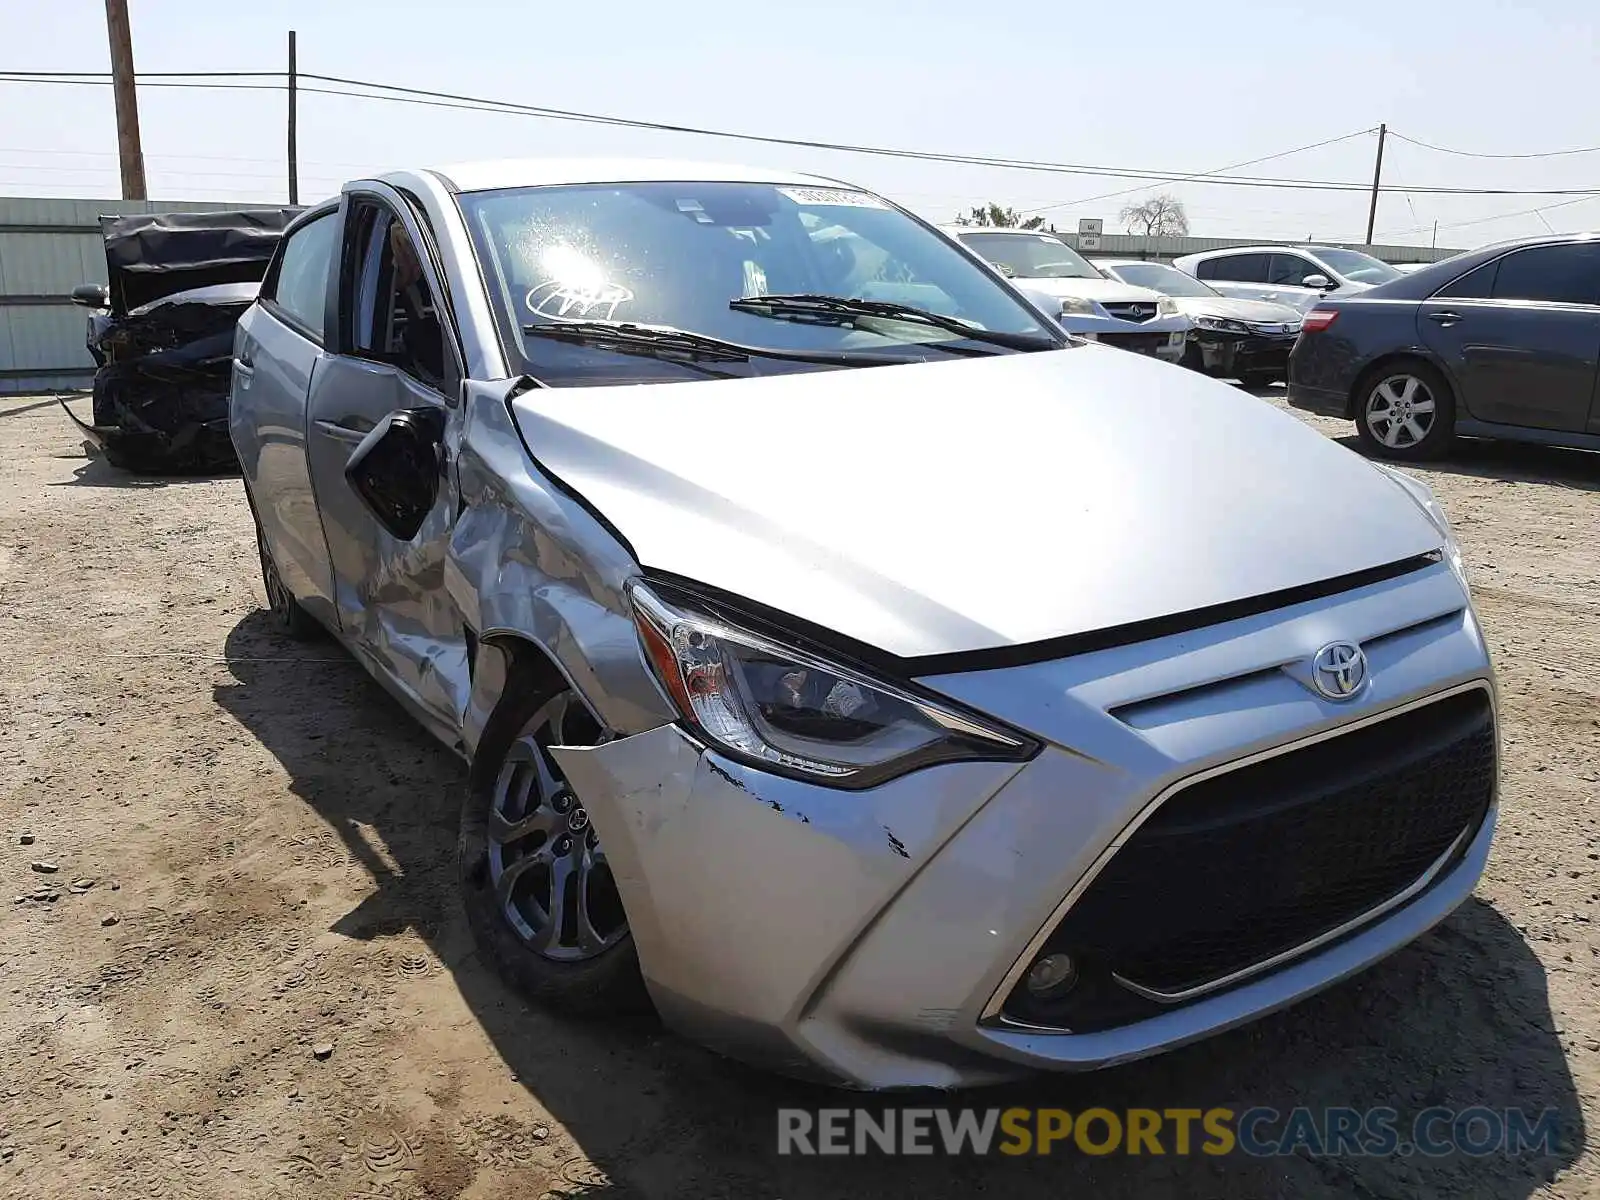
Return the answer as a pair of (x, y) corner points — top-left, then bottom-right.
(448, 378), (676, 753)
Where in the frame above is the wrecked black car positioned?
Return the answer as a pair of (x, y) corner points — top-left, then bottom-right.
(63, 208), (300, 473)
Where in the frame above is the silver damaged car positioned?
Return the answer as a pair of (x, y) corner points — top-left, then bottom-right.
(229, 159), (1498, 1090)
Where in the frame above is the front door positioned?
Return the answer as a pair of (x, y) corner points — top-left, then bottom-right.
(303, 186), (471, 731)
(1417, 242), (1600, 432)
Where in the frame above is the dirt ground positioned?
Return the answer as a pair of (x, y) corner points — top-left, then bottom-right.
(0, 386), (1597, 1199)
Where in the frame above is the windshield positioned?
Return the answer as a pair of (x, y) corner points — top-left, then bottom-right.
(1100, 262), (1217, 298)
(1310, 247), (1402, 285)
(460, 182), (1057, 386)
(955, 232), (1102, 280)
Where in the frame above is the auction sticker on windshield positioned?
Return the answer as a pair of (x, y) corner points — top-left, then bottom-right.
(777, 187), (890, 208)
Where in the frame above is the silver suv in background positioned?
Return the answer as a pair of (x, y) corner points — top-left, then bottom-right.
(1172, 244), (1404, 312)
(945, 226), (1190, 361)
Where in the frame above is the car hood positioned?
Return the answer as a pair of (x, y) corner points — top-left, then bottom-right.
(1008, 275), (1165, 303)
(509, 347), (1442, 660)
(1169, 295), (1303, 323)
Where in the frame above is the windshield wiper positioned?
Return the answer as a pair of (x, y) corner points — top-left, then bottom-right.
(728, 293), (1058, 352)
(520, 319), (885, 368)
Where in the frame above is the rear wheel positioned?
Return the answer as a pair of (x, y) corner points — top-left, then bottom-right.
(1355, 361), (1455, 461)
(459, 681), (647, 1014)
(246, 490), (320, 640)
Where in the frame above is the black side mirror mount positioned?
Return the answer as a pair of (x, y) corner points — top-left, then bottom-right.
(343, 406), (447, 541)
(71, 283), (110, 309)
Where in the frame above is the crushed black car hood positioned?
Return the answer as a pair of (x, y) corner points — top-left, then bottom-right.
(100, 208), (300, 315)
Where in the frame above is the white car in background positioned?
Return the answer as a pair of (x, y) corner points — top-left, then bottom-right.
(943, 226), (1189, 362)
(1170, 244), (1404, 312)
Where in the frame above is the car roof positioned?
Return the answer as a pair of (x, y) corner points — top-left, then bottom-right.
(1175, 244), (1328, 261)
(937, 225), (1060, 236)
(1092, 258), (1169, 268)
(423, 157), (853, 194)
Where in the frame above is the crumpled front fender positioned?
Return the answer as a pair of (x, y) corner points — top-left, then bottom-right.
(551, 726), (1026, 1086)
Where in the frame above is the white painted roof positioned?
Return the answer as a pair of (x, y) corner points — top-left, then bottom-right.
(432, 157), (853, 193)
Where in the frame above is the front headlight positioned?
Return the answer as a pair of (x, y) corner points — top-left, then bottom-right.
(627, 581), (1037, 788)
(1057, 296), (1098, 316)
(1195, 315), (1251, 334)
(1156, 296), (1179, 318)
(1373, 464), (1468, 590)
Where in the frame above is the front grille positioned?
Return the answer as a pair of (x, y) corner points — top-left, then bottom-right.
(1098, 332), (1169, 355)
(1002, 689), (1494, 1032)
(1102, 302), (1159, 323)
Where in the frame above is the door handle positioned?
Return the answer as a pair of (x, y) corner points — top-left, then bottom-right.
(314, 417), (374, 445)
(1428, 311), (1463, 326)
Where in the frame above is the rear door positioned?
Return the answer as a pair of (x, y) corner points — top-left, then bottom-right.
(302, 184), (471, 730)
(1417, 242), (1600, 432)
(231, 208), (342, 626)
(1260, 253), (1329, 312)
(1194, 252), (1273, 303)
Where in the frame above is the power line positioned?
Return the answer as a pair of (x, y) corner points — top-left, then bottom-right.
(296, 76), (1600, 197)
(1020, 127), (1380, 215)
(0, 75), (287, 92)
(3, 70), (1599, 198)
(1389, 130), (1600, 159)
(1375, 193), (1600, 239)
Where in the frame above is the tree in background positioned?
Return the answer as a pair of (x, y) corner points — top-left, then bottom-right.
(954, 202), (1046, 230)
(1119, 194), (1190, 237)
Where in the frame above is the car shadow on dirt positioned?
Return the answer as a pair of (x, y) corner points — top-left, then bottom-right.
(52, 451), (232, 488)
(1333, 434), (1600, 492)
(214, 610), (1584, 1199)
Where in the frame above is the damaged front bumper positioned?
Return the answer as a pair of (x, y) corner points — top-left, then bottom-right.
(552, 564), (1497, 1090)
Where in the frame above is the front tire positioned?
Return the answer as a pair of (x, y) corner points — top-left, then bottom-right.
(459, 681), (647, 1015)
(1355, 361), (1455, 461)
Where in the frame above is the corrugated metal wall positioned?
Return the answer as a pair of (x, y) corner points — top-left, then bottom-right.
(1057, 232), (1463, 264)
(0, 196), (248, 394)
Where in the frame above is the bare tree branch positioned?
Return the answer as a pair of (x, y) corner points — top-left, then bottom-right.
(1118, 193), (1190, 237)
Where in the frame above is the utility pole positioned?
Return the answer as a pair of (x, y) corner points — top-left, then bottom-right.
(287, 30), (299, 205)
(104, 0), (147, 200)
(1364, 122), (1387, 246)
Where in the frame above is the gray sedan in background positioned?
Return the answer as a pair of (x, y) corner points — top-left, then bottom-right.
(1094, 258), (1302, 382)
(1289, 233), (1600, 459)
(229, 158), (1496, 1089)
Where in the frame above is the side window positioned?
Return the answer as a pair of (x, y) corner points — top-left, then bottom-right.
(1268, 254), (1320, 287)
(1205, 253), (1269, 283)
(343, 200), (450, 391)
(269, 214), (338, 338)
(1489, 245), (1600, 306)
(1434, 260), (1499, 300)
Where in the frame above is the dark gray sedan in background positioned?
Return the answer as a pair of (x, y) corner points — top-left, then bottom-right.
(1288, 233), (1600, 460)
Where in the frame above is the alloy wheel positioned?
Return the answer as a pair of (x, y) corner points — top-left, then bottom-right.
(258, 533), (297, 629)
(487, 692), (627, 962)
(1364, 374), (1437, 450)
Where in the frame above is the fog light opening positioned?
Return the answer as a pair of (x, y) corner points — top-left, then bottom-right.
(1025, 952), (1079, 999)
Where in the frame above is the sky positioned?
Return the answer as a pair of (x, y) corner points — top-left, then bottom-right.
(2, 0), (1598, 250)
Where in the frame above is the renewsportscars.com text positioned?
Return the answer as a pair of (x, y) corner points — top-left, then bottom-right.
(777, 1106), (1562, 1158)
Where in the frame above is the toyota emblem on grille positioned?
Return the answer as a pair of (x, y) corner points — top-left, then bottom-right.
(1311, 641), (1368, 701)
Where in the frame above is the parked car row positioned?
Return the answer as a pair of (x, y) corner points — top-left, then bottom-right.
(943, 227), (1310, 383)
(221, 158), (1493, 1090)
